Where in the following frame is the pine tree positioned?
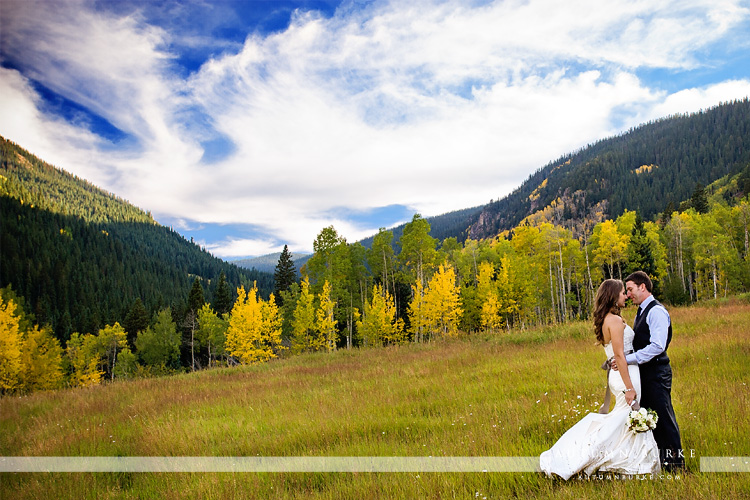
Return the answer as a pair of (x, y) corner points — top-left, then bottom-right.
(625, 212), (657, 280)
(188, 278), (205, 313)
(123, 298), (149, 347)
(691, 183), (710, 214)
(213, 272), (233, 317)
(274, 245), (297, 305)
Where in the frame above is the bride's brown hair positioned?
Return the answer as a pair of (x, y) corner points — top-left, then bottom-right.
(593, 279), (624, 345)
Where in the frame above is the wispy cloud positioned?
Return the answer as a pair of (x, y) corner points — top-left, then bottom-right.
(2, 0), (750, 257)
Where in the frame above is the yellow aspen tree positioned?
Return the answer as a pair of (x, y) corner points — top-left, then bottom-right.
(0, 297), (23, 392)
(19, 325), (63, 391)
(357, 283), (405, 347)
(510, 224), (548, 323)
(226, 284), (283, 364)
(423, 264), (463, 339)
(496, 255), (522, 325)
(592, 220), (629, 280)
(291, 277), (321, 353)
(262, 293), (284, 357)
(317, 280), (337, 352)
(477, 261), (502, 332)
(66, 332), (103, 387)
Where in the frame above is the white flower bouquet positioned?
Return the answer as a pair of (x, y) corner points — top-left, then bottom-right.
(626, 407), (658, 433)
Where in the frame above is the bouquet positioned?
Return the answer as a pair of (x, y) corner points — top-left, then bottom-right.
(626, 407), (658, 433)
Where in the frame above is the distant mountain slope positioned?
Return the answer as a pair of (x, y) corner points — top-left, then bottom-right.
(468, 98), (750, 239)
(357, 205), (484, 249)
(233, 252), (311, 275)
(0, 136), (273, 342)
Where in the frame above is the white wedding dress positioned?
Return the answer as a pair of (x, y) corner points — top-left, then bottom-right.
(539, 325), (661, 479)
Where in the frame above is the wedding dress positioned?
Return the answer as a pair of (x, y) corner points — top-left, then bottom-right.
(539, 325), (661, 479)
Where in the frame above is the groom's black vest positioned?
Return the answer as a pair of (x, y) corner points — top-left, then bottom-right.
(633, 299), (672, 368)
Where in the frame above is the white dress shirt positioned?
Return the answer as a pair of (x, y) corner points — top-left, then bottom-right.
(626, 294), (671, 365)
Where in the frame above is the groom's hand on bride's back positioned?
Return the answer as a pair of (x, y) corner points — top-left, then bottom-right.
(610, 359), (619, 371)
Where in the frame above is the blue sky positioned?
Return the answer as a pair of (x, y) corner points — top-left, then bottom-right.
(2, 0), (750, 258)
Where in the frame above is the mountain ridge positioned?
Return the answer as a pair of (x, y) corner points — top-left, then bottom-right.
(0, 136), (274, 342)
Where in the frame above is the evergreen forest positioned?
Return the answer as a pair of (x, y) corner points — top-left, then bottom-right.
(0, 136), (273, 345)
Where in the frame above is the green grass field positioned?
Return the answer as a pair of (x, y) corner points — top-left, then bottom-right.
(2, 300), (749, 499)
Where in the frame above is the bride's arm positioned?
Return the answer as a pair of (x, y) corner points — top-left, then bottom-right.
(605, 315), (636, 407)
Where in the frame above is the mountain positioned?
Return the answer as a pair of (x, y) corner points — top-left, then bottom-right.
(356, 204), (484, 249)
(0, 136), (274, 343)
(233, 252), (311, 275)
(467, 98), (750, 239)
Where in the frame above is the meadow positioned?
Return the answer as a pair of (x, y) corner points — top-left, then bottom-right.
(1, 300), (749, 499)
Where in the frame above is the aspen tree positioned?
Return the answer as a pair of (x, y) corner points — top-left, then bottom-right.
(477, 262), (501, 332)
(19, 325), (63, 391)
(66, 332), (103, 387)
(196, 304), (227, 367)
(291, 278), (320, 353)
(422, 264), (462, 339)
(592, 220), (629, 280)
(357, 283), (404, 347)
(226, 284), (284, 364)
(408, 280), (427, 343)
(317, 280), (337, 352)
(0, 297), (22, 391)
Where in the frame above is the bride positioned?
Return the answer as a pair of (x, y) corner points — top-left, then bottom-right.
(539, 279), (661, 479)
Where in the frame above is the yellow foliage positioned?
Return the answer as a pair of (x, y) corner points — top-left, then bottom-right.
(20, 326), (64, 391)
(66, 332), (103, 388)
(0, 297), (23, 391)
(528, 178), (549, 202)
(422, 264), (463, 339)
(226, 284), (284, 364)
(633, 164), (658, 175)
(357, 284), (405, 347)
(481, 292), (502, 332)
(316, 280), (338, 352)
(291, 277), (323, 354)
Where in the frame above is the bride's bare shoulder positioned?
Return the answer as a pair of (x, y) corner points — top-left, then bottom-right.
(602, 313), (625, 342)
(602, 312), (624, 327)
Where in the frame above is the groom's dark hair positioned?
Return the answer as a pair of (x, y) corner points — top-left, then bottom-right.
(625, 270), (653, 293)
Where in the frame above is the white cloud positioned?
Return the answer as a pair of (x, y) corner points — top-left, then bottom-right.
(646, 80), (750, 121)
(2, 0), (750, 255)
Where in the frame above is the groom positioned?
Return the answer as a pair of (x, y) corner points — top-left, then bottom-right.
(617, 271), (684, 471)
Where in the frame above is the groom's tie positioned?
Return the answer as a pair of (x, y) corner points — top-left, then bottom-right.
(635, 306), (642, 325)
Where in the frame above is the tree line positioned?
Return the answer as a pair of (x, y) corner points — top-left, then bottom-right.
(4, 185), (750, 393)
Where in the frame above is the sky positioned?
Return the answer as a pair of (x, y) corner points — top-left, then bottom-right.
(2, 0), (750, 259)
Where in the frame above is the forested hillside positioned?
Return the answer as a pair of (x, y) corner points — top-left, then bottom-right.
(0, 137), (273, 343)
(468, 98), (750, 239)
